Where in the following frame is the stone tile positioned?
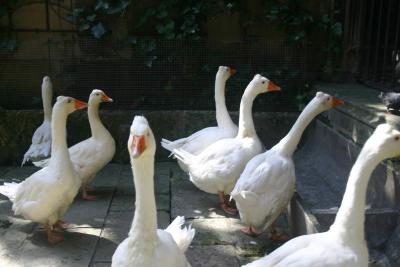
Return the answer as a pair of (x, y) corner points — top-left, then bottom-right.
(110, 194), (170, 212)
(116, 165), (170, 196)
(90, 164), (122, 188)
(155, 173), (170, 195)
(109, 194), (134, 211)
(90, 262), (112, 267)
(0, 213), (38, 264)
(92, 210), (170, 262)
(0, 166), (40, 182)
(15, 227), (101, 267)
(62, 193), (114, 228)
(0, 167), (11, 177)
(115, 174), (134, 196)
(188, 218), (275, 257)
(186, 245), (240, 267)
(156, 193), (170, 211)
(237, 256), (263, 266)
(172, 175), (227, 219)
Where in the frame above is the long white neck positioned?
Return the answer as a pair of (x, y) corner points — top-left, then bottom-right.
(215, 75), (235, 129)
(49, 106), (70, 169)
(42, 85), (53, 122)
(128, 154), (157, 246)
(237, 88), (257, 138)
(273, 100), (322, 157)
(88, 101), (108, 139)
(330, 147), (380, 242)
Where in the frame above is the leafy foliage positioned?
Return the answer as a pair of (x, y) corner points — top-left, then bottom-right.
(0, 0), (17, 52)
(68, 0), (132, 39)
(262, 0), (343, 54)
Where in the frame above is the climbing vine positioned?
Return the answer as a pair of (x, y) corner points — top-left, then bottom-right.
(262, 0), (343, 53)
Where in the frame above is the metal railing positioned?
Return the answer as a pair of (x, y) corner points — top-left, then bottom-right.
(345, 0), (400, 91)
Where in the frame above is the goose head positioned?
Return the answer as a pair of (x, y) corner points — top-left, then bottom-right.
(364, 124), (400, 160)
(216, 66), (236, 82)
(53, 96), (88, 114)
(128, 116), (156, 159)
(42, 76), (53, 97)
(89, 89), (113, 105)
(311, 91), (344, 112)
(247, 74), (281, 95)
(42, 76), (52, 88)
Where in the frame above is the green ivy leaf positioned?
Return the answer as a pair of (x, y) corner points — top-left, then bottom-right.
(67, 8), (84, 22)
(332, 22), (342, 37)
(91, 22), (106, 39)
(95, 0), (110, 11)
(86, 14), (96, 22)
(156, 9), (168, 19)
(78, 23), (90, 32)
(136, 9), (155, 27)
(106, 1), (131, 15)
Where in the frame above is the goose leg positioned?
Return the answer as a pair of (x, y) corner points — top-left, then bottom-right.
(218, 191), (238, 215)
(44, 224), (64, 244)
(269, 222), (289, 241)
(54, 219), (69, 230)
(85, 186), (95, 192)
(82, 184), (97, 200)
(241, 226), (263, 237)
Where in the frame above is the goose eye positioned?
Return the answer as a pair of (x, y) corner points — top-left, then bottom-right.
(395, 136), (399, 141)
(67, 99), (72, 103)
(327, 97), (330, 102)
(96, 93), (100, 96)
(262, 81), (265, 84)
(147, 132), (150, 137)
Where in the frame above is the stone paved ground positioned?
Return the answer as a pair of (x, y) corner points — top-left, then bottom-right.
(0, 163), (288, 267)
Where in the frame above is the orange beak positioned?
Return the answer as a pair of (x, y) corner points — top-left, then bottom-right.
(101, 93), (113, 103)
(229, 68), (237, 76)
(267, 81), (281, 92)
(74, 99), (88, 110)
(332, 96), (344, 107)
(130, 135), (146, 158)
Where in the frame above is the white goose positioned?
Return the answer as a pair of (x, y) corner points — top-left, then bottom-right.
(34, 89), (115, 200)
(112, 116), (195, 267)
(171, 75), (281, 214)
(161, 66), (238, 172)
(22, 76), (53, 165)
(231, 92), (343, 237)
(0, 96), (87, 244)
(242, 123), (400, 267)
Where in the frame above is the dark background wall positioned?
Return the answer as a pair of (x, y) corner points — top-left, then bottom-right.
(0, 109), (298, 165)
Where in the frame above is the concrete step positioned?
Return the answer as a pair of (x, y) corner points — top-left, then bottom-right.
(289, 83), (400, 266)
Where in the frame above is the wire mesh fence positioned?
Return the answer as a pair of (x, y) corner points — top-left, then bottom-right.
(0, 37), (309, 111)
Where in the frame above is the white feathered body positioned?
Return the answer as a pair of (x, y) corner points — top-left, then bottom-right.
(67, 134), (115, 185)
(35, 133), (115, 186)
(162, 125), (237, 155)
(162, 126), (237, 172)
(232, 149), (295, 229)
(176, 136), (262, 194)
(4, 163), (80, 226)
(112, 218), (193, 267)
(242, 231), (368, 267)
(22, 120), (52, 164)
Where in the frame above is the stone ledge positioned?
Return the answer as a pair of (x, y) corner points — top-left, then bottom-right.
(315, 83), (400, 129)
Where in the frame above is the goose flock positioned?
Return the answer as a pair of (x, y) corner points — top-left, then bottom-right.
(0, 67), (398, 267)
